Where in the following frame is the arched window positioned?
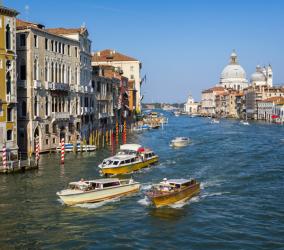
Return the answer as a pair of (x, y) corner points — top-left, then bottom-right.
(75, 67), (78, 84)
(62, 64), (65, 83)
(6, 24), (11, 50)
(6, 71), (11, 95)
(33, 59), (38, 80)
(22, 100), (27, 117)
(67, 66), (70, 83)
(55, 63), (58, 82)
(45, 61), (48, 81)
(51, 62), (54, 82)
(45, 96), (49, 116)
(34, 96), (38, 116)
(58, 64), (62, 83)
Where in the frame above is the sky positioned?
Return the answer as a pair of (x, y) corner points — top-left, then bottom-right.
(4, 0), (284, 103)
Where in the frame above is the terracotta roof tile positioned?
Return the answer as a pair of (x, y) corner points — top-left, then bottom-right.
(92, 49), (138, 62)
(46, 27), (86, 35)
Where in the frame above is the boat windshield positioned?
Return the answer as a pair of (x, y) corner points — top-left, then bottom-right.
(117, 150), (137, 155)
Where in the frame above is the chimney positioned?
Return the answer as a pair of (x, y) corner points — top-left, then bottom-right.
(112, 50), (116, 54)
(97, 51), (100, 56)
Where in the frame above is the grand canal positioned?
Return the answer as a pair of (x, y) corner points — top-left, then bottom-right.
(1, 113), (284, 249)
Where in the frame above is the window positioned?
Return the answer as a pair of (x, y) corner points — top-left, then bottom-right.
(52, 123), (57, 134)
(130, 66), (134, 72)
(34, 35), (38, 48)
(34, 96), (38, 116)
(67, 45), (70, 55)
(22, 101), (27, 117)
(51, 62), (54, 82)
(20, 34), (26, 46)
(59, 42), (61, 53)
(7, 130), (12, 141)
(75, 47), (78, 57)
(46, 139), (49, 145)
(33, 59), (38, 80)
(62, 44), (65, 54)
(51, 40), (54, 51)
(45, 38), (48, 50)
(7, 107), (12, 121)
(6, 24), (11, 50)
(130, 74), (134, 79)
(53, 138), (55, 143)
(20, 64), (26, 80)
(6, 72), (11, 95)
(45, 96), (49, 116)
(45, 124), (49, 134)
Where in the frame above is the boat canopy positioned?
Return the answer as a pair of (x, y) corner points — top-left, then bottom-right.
(120, 144), (142, 152)
(167, 179), (192, 185)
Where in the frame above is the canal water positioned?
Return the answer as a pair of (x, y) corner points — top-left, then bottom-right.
(1, 113), (284, 249)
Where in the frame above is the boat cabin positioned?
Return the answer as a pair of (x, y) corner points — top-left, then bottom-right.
(68, 178), (122, 191)
(156, 179), (197, 192)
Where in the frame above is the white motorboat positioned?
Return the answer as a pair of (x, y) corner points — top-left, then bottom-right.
(211, 119), (220, 124)
(57, 178), (140, 205)
(170, 137), (191, 147)
(240, 120), (249, 126)
(56, 143), (96, 152)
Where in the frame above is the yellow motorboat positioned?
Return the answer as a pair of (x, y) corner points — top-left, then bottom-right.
(99, 144), (159, 175)
(146, 178), (200, 208)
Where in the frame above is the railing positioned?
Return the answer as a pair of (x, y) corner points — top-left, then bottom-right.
(51, 112), (70, 120)
(33, 80), (41, 89)
(47, 82), (70, 91)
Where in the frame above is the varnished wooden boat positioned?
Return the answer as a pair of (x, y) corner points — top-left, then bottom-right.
(147, 178), (200, 208)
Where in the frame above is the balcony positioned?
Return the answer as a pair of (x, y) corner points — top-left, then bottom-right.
(51, 112), (70, 120)
(98, 112), (109, 119)
(33, 80), (41, 89)
(47, 82), (70, 92)
(18, 80), (27, 88)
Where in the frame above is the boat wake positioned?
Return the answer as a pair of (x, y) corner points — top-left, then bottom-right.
(73, 197), (121, 209)
(200, 180), (223, 190)
(141, 184), (152, 191)
(137, 196), (151, 206)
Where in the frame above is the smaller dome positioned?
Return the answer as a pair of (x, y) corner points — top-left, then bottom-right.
(251, 65), (266, 82)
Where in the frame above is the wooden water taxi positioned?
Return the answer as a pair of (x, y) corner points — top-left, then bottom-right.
(99, 144), (159, 175)
(57, 178), (140, 205)
(146, 178), (200, 208)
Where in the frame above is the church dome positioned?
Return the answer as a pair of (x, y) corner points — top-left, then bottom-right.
(251, 65), (266, 82)
(221, 64), (246, 79)
(220, 50), (246, 80)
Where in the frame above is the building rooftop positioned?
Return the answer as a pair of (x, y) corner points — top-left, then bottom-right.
(0, 5), (19, 17)
(46, 27), (87, 35)
(92, 49), (138, 62)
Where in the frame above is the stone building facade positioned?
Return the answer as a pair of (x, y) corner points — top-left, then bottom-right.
(16, 19), (82, 153)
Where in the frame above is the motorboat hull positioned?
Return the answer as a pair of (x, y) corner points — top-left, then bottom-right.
(170, 140), (190, 147)
(148, 183), (200, 208)
(101, 157), (159, 175)
(57, 183), (140, 205)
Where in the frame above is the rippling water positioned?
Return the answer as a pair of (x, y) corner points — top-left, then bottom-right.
(1, 113), (284, 249)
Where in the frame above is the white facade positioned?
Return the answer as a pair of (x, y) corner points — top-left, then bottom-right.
(219, 50), (249, 91)
(184, 94), (198, 114)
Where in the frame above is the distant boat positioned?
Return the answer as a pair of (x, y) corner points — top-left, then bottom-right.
(56, 143), (96, 152)
(211, 119), (220, 124)
(240, 120), (250, 126)
(170, 137), (191, 147)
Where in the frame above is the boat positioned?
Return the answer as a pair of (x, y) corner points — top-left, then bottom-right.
(173, 111), (181, 117)
(57, 178), (140, 206)
(211, 119), (220, 124)
(240, 120), (249, 126)
(141, 124), (151, 130)
(56, 143), (96, 152)
(170, 137), (191, 147)
(150, 124), (160, 129)
(99, 144), (159, 175)
(146, 178), (200, 208)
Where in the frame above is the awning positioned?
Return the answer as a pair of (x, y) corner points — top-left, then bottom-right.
(271, 115), (279, 119)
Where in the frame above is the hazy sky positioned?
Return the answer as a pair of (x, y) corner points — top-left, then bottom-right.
(5, 0), (284, 103)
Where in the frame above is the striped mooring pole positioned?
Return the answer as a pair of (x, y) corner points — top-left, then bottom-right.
(2, 144), (7, 169)
(35, 137), (40, 165)
(61, 138), (65, 165)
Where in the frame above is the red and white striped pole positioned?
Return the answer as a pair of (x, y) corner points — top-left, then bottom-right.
(61, 138), (65, 165)
(35, 137), (40, 165)
(2, 144), (7, 169)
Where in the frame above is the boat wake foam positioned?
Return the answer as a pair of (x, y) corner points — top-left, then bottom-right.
(200, 180), (223, 190)
(137, 196), (151, 206)
(73, 197), (121, 209)
(141, 184), (152, 191)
